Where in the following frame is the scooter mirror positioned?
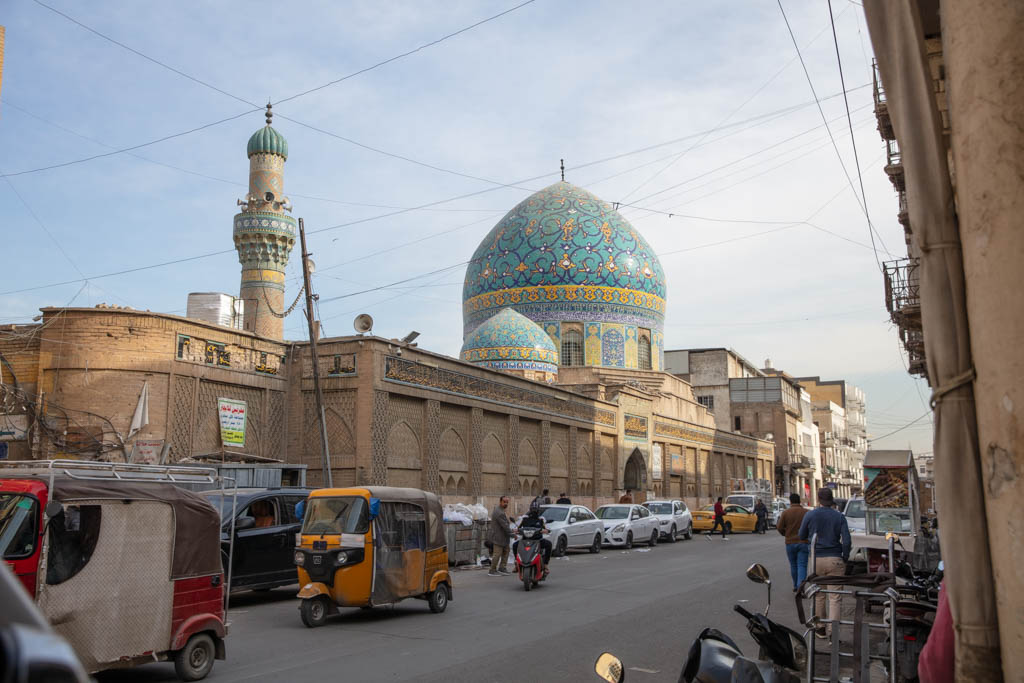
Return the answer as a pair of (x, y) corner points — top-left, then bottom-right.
(594, 652), (624, 683)
(746, 563), (770, 584)
(44, 500), (63, 519)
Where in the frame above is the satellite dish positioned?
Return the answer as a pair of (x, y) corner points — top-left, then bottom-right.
(353, 314), (374, 335)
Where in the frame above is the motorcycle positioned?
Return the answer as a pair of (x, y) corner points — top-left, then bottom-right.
(594, 564), (808, 683)
(514, 526), (548, 591)
(885, 560), (941, 683)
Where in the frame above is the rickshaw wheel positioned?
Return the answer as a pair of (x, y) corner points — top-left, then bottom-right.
(174, 633), (215, 681)
(428, 585), (448, 613)
(300, 596), (330, 628)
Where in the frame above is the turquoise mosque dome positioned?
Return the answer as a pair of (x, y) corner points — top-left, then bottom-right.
(247, 125), (288, 159)
(462, 181), (666, 371)
(460, 307), (559, 374)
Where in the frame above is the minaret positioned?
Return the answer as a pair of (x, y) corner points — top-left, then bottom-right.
(233, 104), (296, 339)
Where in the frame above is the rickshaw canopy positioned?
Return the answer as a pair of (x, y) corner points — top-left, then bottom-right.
(14, 475), (222, 579)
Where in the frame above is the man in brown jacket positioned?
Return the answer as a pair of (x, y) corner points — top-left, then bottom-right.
(776, 493), (809, 591)
(487, 496), (515, 576)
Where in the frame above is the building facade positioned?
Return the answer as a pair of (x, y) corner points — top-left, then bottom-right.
(664, 347), (764, 432)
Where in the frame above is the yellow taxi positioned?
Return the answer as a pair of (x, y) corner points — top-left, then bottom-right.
(691, 503), (758, 533)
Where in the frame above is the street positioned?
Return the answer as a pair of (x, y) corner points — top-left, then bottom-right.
(99, 532), (803, 683)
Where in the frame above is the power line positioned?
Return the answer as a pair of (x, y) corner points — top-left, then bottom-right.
(867, 410), (933, 442)
(776, 0), (886, 269)
(617, 0), (855, 203)
(827, 0), (881, 267)
(0, 88), (880, 298)
(9, 0), (539, 179)
(5, 97), (511, 215)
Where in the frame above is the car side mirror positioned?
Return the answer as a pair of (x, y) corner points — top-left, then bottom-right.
(44, 500), (63, 519)
(746, 563), (771, 584)
(594, 652), (624, 683)
(569, 517), (577, 524)
(235, 516), (256, 531)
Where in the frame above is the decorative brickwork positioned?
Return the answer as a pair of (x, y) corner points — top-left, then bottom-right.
(370, 391), (390, 485)
(469, 407), (484, 497)
(424, 400), (441, 495)
(438, 402), (470, 495)
(568, 426), (578, 496)
(600, 433), (616, 496)
(508, 415), (521, 496)
(265, 390), (285, 458)
(385, 395), (423, 488)
(540, 421), (551, 491)
(384, 356), (615, 426)
(169, 376), (195, 461)
(578, 437), (594, 497)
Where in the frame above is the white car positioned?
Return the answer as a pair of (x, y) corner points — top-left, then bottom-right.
(540, 505), (606, 556)
(643, 499), (693, 541)
(595, 504), (660, 548)
(843, 496), (866, 534)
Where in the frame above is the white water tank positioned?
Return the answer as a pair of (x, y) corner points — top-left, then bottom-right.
(186, 293), (244, 329)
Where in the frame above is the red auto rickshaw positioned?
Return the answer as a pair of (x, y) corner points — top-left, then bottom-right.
(0, 460), (234, 681)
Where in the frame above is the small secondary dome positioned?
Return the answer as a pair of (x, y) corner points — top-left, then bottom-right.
(460, 307), (558, 374)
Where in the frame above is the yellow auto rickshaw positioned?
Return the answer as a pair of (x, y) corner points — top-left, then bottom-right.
(293, 486), (451, 627)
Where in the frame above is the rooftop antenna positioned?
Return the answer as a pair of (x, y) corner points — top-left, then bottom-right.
(265, 100), (273, 125)
(560, 158), (565, 182)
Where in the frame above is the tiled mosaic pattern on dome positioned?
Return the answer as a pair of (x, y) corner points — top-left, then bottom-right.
(460, 308), (558, 372)
(463, 182), (666, 337)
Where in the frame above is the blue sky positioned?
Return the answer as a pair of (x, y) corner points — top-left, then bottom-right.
(0, 0), (933, 452)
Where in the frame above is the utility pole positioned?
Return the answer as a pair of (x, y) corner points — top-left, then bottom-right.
(299, 218), (332, 487)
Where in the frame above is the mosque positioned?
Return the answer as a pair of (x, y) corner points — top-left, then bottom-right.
(0, 110), (773, 510)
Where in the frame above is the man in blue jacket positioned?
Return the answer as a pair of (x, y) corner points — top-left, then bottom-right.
(799, 488), (851, 639)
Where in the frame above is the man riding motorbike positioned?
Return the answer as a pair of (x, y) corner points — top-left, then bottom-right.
(513, 502), (553, 576)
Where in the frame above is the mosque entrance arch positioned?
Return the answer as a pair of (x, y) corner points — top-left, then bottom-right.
(623, 448), (647, 491)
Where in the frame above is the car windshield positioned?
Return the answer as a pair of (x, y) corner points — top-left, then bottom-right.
(302, 497), (369, 535)
(200, 493), (245, 522)
(0, 493), (38, 559)
(540, 507), (568, 522)
(845, 499), (865, 518)
(646, 503), (673, 515)
(726, 496), (754, 509)
(596, 507), (628, 520)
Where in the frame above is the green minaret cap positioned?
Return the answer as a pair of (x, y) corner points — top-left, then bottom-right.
(246, 103), (288, 159)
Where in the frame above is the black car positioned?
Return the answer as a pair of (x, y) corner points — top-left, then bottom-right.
(199, 487), (313, 592)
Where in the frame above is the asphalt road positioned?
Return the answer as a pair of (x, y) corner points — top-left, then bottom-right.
(99, 532), (805, 683)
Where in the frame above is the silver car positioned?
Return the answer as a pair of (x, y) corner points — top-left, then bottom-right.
(643, 499), (693, 541)
(596, 504), (660, 548)
(540, 505), (606, 556)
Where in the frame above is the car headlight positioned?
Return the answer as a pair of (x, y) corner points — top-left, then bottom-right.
(335, 551), (349, 566)
(294, 550), (305, 566)
(612, 524), (625, 532)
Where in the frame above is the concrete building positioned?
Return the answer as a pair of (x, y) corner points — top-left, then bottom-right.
(727, 374), (809, 497)
(791, 376), (867, 495)
(663, 347), (763, 432)
(0, 115), (774, 513)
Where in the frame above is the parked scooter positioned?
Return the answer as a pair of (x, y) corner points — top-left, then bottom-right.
(593, 564), (807, 683)
(515, 526), (549, 591)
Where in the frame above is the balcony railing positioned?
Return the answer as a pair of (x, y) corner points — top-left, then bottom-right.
(885, 139), (905, 191)
(884, 258), (921, 324)
(902, 328), (928, 379)
(873, 59), (895, 140)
